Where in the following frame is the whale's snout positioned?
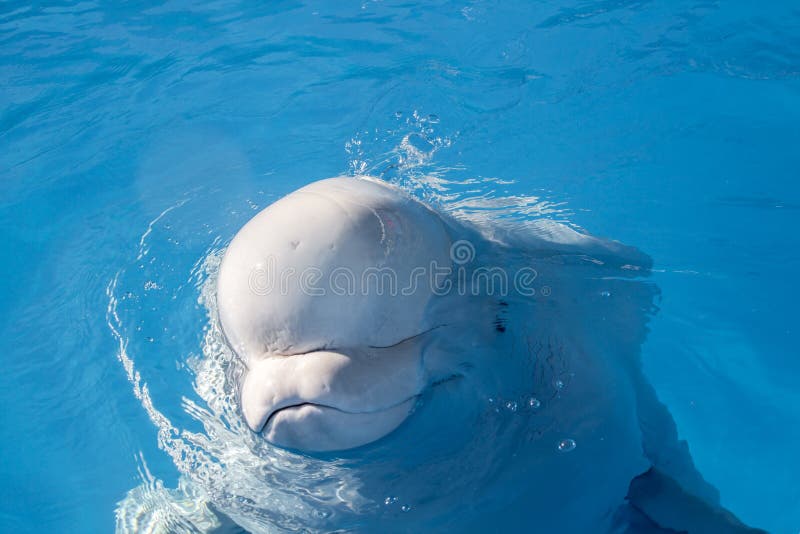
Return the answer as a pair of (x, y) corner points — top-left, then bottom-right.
(241, 346), (424, 451)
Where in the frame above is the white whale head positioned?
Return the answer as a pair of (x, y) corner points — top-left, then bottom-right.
(216, 176), (455, 451)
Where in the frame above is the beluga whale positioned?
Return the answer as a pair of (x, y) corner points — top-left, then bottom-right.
(211, 175), (764, 533)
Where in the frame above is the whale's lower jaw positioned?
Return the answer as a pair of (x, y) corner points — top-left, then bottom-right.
(262, 399), (416, 452)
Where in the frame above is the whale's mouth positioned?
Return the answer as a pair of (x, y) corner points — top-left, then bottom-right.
(259, 397), (419, 452)
(255, 373), (465, 452)
(261, 398), (418, 432)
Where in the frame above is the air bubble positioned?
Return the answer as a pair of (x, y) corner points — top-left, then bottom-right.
(313, 509), (331, 519)
(428, 114), (440, 123)
(394, 111), (403, 118)
(557, 438), (577, 452)
(528, 397), (541, 409)
(600, 290), (611, 297)
(505, 400), (518, 412)
(554, 373), (573, 392)
(401, 505), (412, 512)
(384, 496), (398, 505)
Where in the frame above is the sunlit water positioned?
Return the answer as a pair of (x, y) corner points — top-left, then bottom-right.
(2, 2), (799, 533)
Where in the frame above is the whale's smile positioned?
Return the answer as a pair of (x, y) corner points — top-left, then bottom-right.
(249, 354), (465, 452)
(261, 399), (418, 432)
(260, 398), (418, 451)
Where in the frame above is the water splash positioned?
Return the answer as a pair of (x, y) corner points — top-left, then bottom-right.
(344, 112), (573, 237)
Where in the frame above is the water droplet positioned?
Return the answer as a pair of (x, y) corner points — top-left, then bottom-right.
(600, 290), (611, 297)
(505, 401), (518, 412)
(557, 438), (577, 452)
(401, 505), (412, 512)
(528, 397), (541, 409)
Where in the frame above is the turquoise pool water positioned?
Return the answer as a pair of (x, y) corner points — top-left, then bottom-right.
(1, 1), (799, 532)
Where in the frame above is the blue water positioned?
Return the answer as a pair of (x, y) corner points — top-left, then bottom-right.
(2, 1), (799, 532)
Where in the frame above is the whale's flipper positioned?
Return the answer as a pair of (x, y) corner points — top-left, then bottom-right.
(628, 327), (765, 533)
(633, 377), (721, 506)
(626, 468), (767, 534)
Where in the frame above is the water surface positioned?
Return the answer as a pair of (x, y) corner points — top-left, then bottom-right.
(2, 1), (799, 532)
